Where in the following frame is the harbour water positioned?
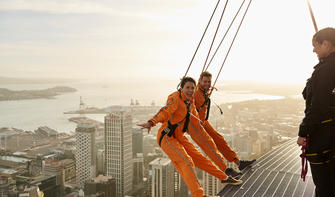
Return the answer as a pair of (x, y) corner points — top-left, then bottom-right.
(0, 81), (283, 133)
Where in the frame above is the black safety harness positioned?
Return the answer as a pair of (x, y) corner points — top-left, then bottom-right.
(197, 91), (211, 121)
(159, 91), (191, 146)
(304, 118), (335, 165)
(306, 149), (334, 165)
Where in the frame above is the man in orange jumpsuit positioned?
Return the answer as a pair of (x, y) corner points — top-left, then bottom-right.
(138, 77), (242, 197)
(194, 71), (255, 171)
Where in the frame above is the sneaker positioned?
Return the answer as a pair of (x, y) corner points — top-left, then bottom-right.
(225, 168), (242, 178)
(238, 159), (256, 171)
(221, 175), (243, 188)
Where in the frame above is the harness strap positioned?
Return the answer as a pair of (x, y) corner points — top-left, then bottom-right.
(160, 100), (191, 145)
(205, 98), (211, 120)
(309, 160), (332, 165)
(197, 90), (211, 120)
(166, 121), (179, 137)
(159, 130), (167, 147)
(321, 118), (335, 124)
(182, 101), (191, 132)
(306, 148), (334, 165)
(306, 149), (331, 156)
(159, 121), (180, 146)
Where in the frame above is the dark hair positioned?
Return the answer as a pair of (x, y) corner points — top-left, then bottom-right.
(313, 27), (335, 46)
(200, 71), (212, 79)
(180, 77), (196, 88)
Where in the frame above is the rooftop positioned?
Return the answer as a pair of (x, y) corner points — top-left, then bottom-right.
(0, 167), (17, 175)
(45, 159), (74, 166)
(0, 155), (31, 163)
(219, 138), (315, 197)
(149, 157), (171, 166)
(92, 174), (114, 183)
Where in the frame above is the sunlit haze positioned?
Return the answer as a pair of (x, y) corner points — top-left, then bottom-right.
(1, 0), (335, 84)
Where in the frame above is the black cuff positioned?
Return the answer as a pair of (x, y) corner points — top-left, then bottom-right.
(298, 124), (308, 137)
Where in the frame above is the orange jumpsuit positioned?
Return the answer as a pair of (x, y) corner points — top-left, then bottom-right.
(193, 85), (239, 162)
(150, 91), (226, 197)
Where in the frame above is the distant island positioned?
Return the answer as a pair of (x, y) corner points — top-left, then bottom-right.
(0, 86), (77, 101)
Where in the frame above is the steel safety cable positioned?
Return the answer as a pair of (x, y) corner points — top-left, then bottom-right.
(177, 0), (221, 90)
(209, 0), (253, 97)
(201, 0), (230, 74)
(205, 0), (247, 71)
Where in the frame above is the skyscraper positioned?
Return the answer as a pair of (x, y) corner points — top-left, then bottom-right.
(149, 158), (174, 197)
(97, 149), (105, 175)
(173, 169), (189, 197)
(203, 171), (222, 196)
(132, 128), (143, 156)
(105, 109), (133, 197)
(133, 153), (144, 187)
(75, 123), (96, 188)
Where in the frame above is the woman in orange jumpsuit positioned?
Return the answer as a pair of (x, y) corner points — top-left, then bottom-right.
(138, 77), (242, 197)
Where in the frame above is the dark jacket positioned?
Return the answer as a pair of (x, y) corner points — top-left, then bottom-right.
(299, 52), (335, 137)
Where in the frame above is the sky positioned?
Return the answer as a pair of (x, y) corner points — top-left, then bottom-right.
(0, 0), (335, 84)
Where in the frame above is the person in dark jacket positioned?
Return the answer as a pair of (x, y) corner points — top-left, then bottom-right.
(297, 27), (335, 197)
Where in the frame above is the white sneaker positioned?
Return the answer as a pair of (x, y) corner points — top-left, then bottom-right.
(221, 175), (243, 188)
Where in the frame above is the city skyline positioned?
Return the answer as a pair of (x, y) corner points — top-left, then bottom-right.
(0, 96), (310, 196)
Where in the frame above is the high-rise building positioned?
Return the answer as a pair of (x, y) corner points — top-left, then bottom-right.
(132, 128), (143, 156)
(173, 169), (189, 197)
(75, 123), (96, 188)
(105, 109), (133, 197)
(149, 158), (174, 197)
(97, 149), (105, 175)
(133, 153), (144, 186)
(203, 171), (222, 196)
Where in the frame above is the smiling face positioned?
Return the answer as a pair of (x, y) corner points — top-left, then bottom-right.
(181, 81), (195, 100)
(199, 76), (211, 91)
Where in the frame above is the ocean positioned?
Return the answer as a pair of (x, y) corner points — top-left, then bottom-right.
(0, 81), (283, 133)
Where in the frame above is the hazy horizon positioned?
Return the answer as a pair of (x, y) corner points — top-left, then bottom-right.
(1, 0), (335, 84)
(0, 75), (304, 98)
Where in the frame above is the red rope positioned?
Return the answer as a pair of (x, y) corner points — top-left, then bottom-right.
(300, 136), (310, 181)
(201, 0), (230, 73)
